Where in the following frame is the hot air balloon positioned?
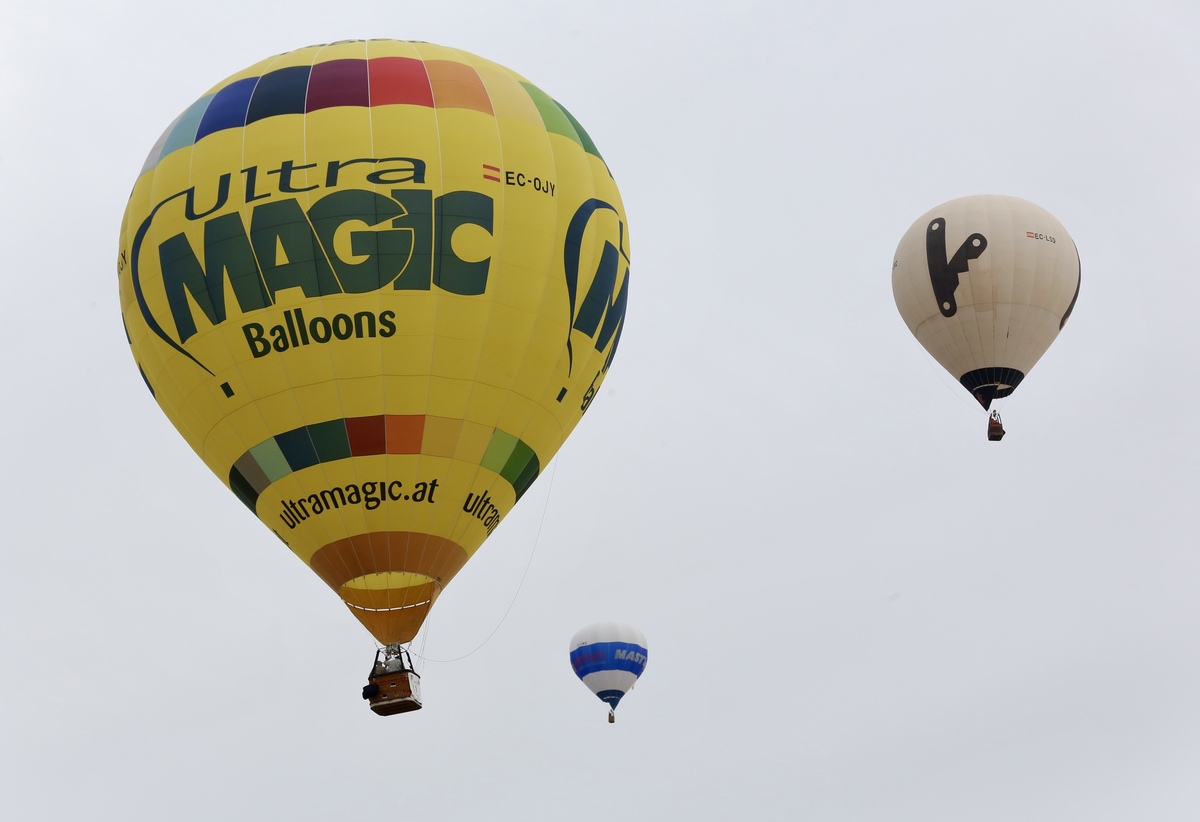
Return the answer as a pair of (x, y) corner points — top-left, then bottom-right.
(117, 40), (630, 715)
(569, 622), (647, 723)
(892, 194), (1079, 440)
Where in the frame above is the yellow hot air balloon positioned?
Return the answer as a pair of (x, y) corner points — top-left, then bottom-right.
(892, 194), (1079, 439)
(117, 40), (629, 711)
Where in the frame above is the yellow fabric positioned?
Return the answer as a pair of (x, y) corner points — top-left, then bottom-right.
(118, 41), (629, 642)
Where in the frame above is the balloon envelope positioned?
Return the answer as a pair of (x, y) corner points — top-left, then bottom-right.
(118, 41), (629, 645)
(569, 622), (648, 712)
(892, 194), (1079, 409)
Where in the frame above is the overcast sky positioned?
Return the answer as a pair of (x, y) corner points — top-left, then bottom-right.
(3, 1), (1199, 819)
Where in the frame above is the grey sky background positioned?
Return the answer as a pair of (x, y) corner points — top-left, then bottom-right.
(2, 1), (1198, 819)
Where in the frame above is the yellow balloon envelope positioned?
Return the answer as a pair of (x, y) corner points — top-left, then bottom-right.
(117, 40), (629, 645)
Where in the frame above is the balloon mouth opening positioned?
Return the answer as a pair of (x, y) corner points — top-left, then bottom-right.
(338, 571), (441, 645)
(596, 690), (625, 709)
(959, 367), (1025, 410)
(339, 571), (439, 611)
(309, 532), (470, 645)
(346, 600), (433, 613)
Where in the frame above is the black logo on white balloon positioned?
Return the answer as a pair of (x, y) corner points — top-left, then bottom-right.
(925, 218), (986, 317)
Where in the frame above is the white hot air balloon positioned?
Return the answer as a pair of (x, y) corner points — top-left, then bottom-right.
(569, 622), (647, 723)
(892, 194), (1080, 440)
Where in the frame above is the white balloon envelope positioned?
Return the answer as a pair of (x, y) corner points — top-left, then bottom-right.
(569, 622), (647, 722)
(892, 194), (1080, 410)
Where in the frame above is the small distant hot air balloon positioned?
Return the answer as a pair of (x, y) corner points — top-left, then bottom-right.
(569, 622), (647, 723)
(892, 194), (1080, 440)
(117, 40), (629, 715)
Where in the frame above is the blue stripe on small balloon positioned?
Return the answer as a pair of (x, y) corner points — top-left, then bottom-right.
(570, 641), (648, 679)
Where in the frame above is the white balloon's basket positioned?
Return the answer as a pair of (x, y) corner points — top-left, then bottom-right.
(988, 411), (1006, 442)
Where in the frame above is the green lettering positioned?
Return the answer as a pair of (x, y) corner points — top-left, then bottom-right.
(390, 190), (434, 291)
(363, 482), (381, 510)
(249, 199), (341, 301)
(367, 157), (426, 185)
(379, 310), (396, 337)
(434, 191), (493, 296)
(573, 241), (628, 363)
(158, 212), (268, 343)
(353, 311), (377, 337)
(308, 190), (414, 294)
(270, 324), (289, 352)
(243, 323), (269, 357)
